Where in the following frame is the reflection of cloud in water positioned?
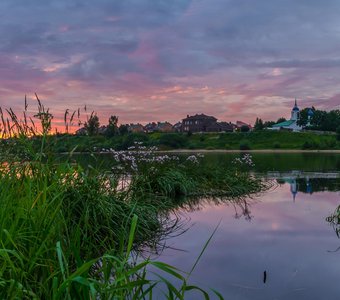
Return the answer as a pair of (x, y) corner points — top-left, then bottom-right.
(155, 179), (340, 299)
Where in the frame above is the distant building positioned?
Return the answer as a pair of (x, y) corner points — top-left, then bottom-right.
(173, 122), (182, 132)
(182, 114), (218, 132)
(75, 127), (87, 135)
(236, 121), (252, 131)
(217, 122), (234, 132)
(156, 122), (173, 132)
(271, 99), (302, 132)
(144, 122), (157, 133)
(128, 123), (144, 133)
(98, 125), (107, 135)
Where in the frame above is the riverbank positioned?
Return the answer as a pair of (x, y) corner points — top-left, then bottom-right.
(158, 149), (340, 153)
(0, 137), (265, 298)
(43, 130), (339, 153)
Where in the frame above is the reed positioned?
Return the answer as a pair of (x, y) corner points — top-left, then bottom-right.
(0, 98), (266, 298)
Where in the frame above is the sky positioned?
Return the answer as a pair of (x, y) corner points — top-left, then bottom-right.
(0, 0), (340, 130)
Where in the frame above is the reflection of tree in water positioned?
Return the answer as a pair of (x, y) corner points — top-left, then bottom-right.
(232, 199), (253, 221)
(297, 178), (339, 193)
(326, 205), (340, 241)
(276, 177), (339, 201)
(175, 194), (258, 221)
(144, 194), (259, 256)
(142, 181), (272, 256)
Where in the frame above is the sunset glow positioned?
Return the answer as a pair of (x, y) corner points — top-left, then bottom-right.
(0, 0), (339, 128)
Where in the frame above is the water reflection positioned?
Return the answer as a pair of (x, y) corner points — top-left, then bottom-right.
(155, 172), (340, 299)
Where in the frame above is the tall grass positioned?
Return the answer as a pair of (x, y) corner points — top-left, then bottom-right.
(0, 98), (266, 298)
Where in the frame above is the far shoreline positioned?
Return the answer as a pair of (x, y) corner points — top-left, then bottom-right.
(157, 149), (340, 154)
(64, 149), (340, 155)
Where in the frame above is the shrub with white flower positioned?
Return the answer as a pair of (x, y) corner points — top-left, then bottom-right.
(232, 153), (255, 168)
(109, 142), (182, 174)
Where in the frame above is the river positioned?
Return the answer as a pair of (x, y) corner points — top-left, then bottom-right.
(151, 153), (340, 299)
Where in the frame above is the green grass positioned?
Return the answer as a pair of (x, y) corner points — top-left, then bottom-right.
(0, 155), (233, 299)
(0, 101), (268, 298)
(41, 130), (340, 153)
(0, 142), (265, 298)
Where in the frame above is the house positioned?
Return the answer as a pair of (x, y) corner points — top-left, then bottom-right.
(181, 114), (218, 132)
(144, 122), (158, 133)
(173, 122), (182, 132)
(156, 122), (173, 132)
(271, 99), (302, 132)
(236, 121), (252, 131)
(98, 125), (107, 135)
(216, 122), (234, 132)
(75, 127), (87, 135)
(128, 123), (144, 133)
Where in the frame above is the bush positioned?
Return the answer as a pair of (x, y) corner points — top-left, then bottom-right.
(240, 125), (250, 132)
(273, 142), (281, 149)
(302, 141), (319, 149)
(239, 141), (251, 150)
(158, 133), (187, 148)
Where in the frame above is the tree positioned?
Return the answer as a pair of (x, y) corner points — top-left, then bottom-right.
(263, 121), (275, 128)
(106, 115), (119, 137)
(254, 118), (264, 131)
(296, 108), (309, 127)
(119, 124), (129, 135)
(337, 126), (340, 141)
(84, 113), (100, 136)
(276, 117), (286, 124)
(240, 125), (250, 132)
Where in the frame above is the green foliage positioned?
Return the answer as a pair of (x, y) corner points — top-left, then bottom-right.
(49, 130), (340, 153)
(254, 118), (264, 131)
(276, 117), (287, 123)
(298, 108), (340, 131)
(263, 121), (275, 128)
(158, 133), (187, 149)
(84, 113), (100, 136)
(0, 143), (241, 298)
(337, 126), (340, 141)
(273, 142), (281, 149)
(240, 125), (250, 132)
(106, 115), (119, 137)
(119, 124), (129, 135)
(239, 141), (251, 150)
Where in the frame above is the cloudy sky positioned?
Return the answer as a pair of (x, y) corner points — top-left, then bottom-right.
(0, 0), (339, 129)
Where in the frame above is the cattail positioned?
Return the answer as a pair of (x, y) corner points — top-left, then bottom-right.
(24, 94), (28, 111)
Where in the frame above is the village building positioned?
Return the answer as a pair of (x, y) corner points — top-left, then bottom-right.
(145, 122), (174, 133)
(181, 114), (218, 132)
(181, 114), (234, 133)
(75, 127), (87, 135)
(144, 122), (158, 133)
(173, 122), (182, 132)
(128, 123), (144, 133)
(156, 122), (173, 132)
(271, 99), (302, 132)
(235, 121), (252, 131)
(217, 122), (234, 132)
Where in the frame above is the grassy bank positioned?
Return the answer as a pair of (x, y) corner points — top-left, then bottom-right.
(0, 102), (269, 298)
(0, 138), (266, 298)
(42, 130), (340, 153)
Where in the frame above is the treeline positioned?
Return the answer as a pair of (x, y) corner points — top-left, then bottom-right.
(254, 108), (340, 133)
(48, 130), (340, 153)
(297, 108), (340, 132)
(82, 113), (129, 136)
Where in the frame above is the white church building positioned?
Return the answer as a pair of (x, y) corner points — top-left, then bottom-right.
(271, 99), (303, 132)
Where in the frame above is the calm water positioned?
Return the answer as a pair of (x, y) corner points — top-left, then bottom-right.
(153, 153), (340, 299)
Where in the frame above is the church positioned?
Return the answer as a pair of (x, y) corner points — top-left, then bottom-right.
(271, 99), (302, 132)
